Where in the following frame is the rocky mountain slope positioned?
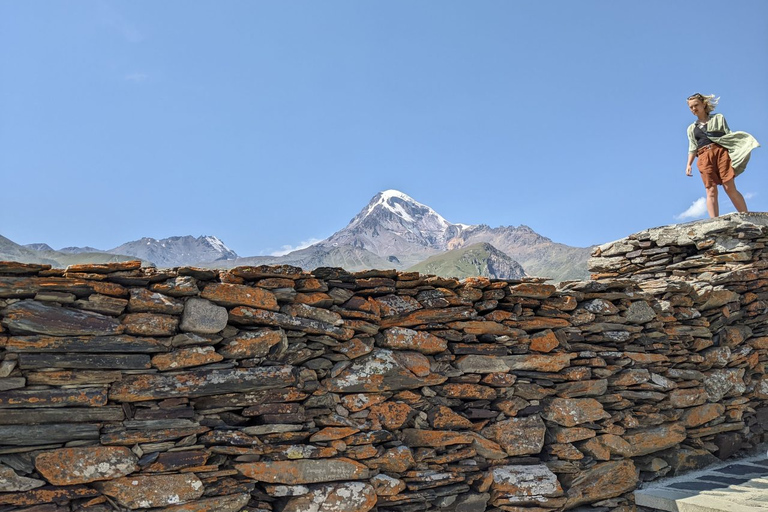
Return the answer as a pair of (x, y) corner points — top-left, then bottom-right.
(406, 242), (527, 279)
(108, 235), (237, 267)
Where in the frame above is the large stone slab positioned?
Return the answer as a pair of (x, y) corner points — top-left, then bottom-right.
(109, 365), (296, 402)
(378, 327), (448, 354)
(35, 446), (138, 485)
(0, 388), (108, 408)
(1, 300), (122, 336)
(564, 459), (638, 509)
(0, 464), (45, 492)
(179, 298), (228, 334)
(1, 335), (168, 353)
(0, 424), (100, 445)
(542, 398), (611, 427)
(481, 415), (546, 456)
(230, 306), (354, 340)
(325, 349), (446, 392)
(280, 482), (377, 512)
(235, 458), (370, 484)
(96, 474), (204, 509)
(622, 423), (687, 457)
(201, 282), (279, 310)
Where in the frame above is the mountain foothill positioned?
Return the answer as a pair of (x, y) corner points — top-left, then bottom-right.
(3, 190), (592, 282)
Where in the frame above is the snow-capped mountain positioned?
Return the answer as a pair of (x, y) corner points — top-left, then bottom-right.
(108, 235), (238, 267)
(236, 189), (591, 281)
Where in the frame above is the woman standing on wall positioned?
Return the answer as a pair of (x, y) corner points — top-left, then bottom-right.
(685, 93), (760, 218)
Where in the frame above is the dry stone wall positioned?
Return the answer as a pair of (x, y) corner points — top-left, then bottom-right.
(0, 212), (767, 512)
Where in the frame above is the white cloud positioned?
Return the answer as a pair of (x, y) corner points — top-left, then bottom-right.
(125, 73), (148, 83)
(676, 197), (708, 220)
(269, 238), (322, 256)
(745, 192), (757, 200)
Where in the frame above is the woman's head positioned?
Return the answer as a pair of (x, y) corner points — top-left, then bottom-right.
(687, 93), (719, 117)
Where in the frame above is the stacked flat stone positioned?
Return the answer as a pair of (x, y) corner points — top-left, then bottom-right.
(0, 213), (766, 512)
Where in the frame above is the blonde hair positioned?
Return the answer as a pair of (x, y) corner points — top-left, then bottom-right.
(687, 93), (720, 114)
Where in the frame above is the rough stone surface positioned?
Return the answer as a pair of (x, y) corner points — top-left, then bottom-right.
(35, 446), (138, 485)
(96, 474), (204, 509)
(180, 298), (228, 334)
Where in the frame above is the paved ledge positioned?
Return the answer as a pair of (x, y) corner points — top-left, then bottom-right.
(635, 451), (768, 511)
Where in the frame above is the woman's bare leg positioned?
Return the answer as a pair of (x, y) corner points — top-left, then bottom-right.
(705, 185), (719, 218)
(722, 179), (748, 213)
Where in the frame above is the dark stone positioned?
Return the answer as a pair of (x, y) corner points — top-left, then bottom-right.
(1, 300), (122, 336)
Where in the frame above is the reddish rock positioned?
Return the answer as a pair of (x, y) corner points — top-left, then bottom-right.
(229, 306), (354, 340)
(401, 429), (473, 447)
(370, 474), (406, 496)
(201, 282), (278, 310)
(625, 352), (669, 364)
(235, 458), (369, 484)
(231, 265), (304, 280)
(0, 387), (108, 408)
(151, 346), (223, 371)
(2, 334), (167, 353)
(122, 313), (178, 336)
(469, 432), (508, 460)
(35, 446), (138, 485)
(564, 460), (638, 509)
(96, 474), (204, 509)
(623, 423), (687, 456)
(335, 337), (375, 359)
(281, 482), (376, 512)
(363, 446), (415, 472)
(440, 383), (497, 400)
(368, 401), (413, 429)
(513, 317), (571, 331)
(219, 329), (285, 359)
(295, 292), (334, 308)
(340, 393), (388, 413)
(610, 369), (650, 386)
(150, 276), (200, 297)
(128, 288), (184, 314)
(309, 427), (360, 442)
(682, 403), (725, 427)
(481, 415), (546, 456)
(549, 442), (584, 460)
(547, 426), (596, 444)
(379, 306), (477, 328)
(378, 327), (447, 354)
(428, 405), (473, 429)
(447, 320), (521, 336)
(0, 485), (99, 506)
(502, 353), (574, 372)
(543, 398), (611, 427)
(507, 283), (555, 299)
(530, 329), (559, 352)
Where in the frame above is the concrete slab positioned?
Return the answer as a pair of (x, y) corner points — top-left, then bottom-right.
(634, 451), (768, 511)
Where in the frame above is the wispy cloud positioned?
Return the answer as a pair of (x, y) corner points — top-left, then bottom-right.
(269, 238), (322, 257)
(125, 72), (148, 83)
(676, 197), (708, 220)
(745, 192), (757, 200)
(99, 4), (144, 43)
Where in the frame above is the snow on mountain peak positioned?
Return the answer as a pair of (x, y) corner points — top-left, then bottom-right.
(202, 235), (231, 254)
(361, 190), (451, 229)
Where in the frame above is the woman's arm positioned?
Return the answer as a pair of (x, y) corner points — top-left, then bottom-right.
(686, 152), (695, 176)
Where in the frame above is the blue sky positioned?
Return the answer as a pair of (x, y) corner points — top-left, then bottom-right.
(2, 1), (767, 256)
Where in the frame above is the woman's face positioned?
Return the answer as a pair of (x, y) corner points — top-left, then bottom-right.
(688, 99), (707, 118)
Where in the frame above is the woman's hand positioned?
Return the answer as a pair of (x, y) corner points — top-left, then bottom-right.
(686, 164), (692, 176)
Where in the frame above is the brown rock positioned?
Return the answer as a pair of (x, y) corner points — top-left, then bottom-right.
(128, 288), (184, 314)
(481, 415), (546, 456)
(155, 493), (250, 512)
(447, 320), (521, 336)
(401, 429), (473, 447)
(681, 403), (725, 428)
(309, 427), (360, 442)
(229, 306), (354, 340)
(340, 393), (388, 412)
(379, 306), (477, 328)
(2, 334), (167, 353)
(219, 329), (286, 359)
(378, 327), (447, 354)
(555, 379), (607, 398)
(0, 464), (45, 492)
(513, 317), (571, 331)
(235, 458), (369, 484)
(564, 460), (638, 509)
(547, 426), (596, 444)
(507, 283), (556, 299)
(201, 282), (278, 310)
(440, 383), (497, 400)
(35, 446), (138, 485)
(428, 405), (473, 430)
(610, 369), (650, 386)
(543, 398), (611, 427)
(363, 446), (415, 472)
(150, 276), (200, 297)
(151, 346), (223, 371)
(122, 313), (178, 336)
(530, 329), (560, 352)
(281, 482), (376, 512)
(368, 402), (413, 429)
(0, 484), (99, 506)
(669, 387), (707, 408)
(622, 423), (686, 456)
(231, 265), (304, 280)
(370, 474), (406, 496)
(502, 353), (574, 372)
(0, 388), (108, 408)
(96, 474), (204, 509)
(2, 300), (122, 336)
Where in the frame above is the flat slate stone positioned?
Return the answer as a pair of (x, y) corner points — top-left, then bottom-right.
(109, 365), (297, 402)
(0, 406), (124, 425)
(0, 424), (100, 446)
(18, 353), (151, 370)
(2, 334), (168, 353)
(35, 446), (138, 485)
(1, 300), (122, 336)
(0, 388), (108, 408)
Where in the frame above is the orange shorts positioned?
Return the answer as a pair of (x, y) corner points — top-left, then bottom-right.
(696, 144), (735, 188)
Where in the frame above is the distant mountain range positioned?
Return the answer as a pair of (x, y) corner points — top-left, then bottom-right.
(3, 190), (592, 281)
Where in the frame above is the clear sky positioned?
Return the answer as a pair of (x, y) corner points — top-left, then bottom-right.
(2, 1), (767, 256)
